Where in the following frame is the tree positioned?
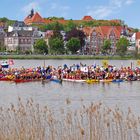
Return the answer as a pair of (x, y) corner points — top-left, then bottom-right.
(34, 39), (48, 54)
(66, 37), (80, 54)
(64, 21), (76, 32)
(49, 37), (64, 54)
(116, 37), (129, 56)
(50, 22), (64, 31)
(0, 17), (8, 22)
(33, 22), (64, 32)
(133, 28), (139, 33)
(101, 39), (111, 54)
(0, 45), (6, 52)
(66, 28), (86, 52)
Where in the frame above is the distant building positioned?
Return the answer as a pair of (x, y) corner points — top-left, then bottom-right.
(83, 26), (121, 54)
(127, 33), (136, 51)
(0, 27), (5, 49)
(136, 32), (140, 53)
(8, 21), (33, 32)
(4, 29), (43, 52)
(24, 9), (46, 25)
(82, 16), (94, 21)
(24, 9), (121, 26)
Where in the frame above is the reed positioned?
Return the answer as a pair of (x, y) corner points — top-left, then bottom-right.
(0, 98), (140, 140)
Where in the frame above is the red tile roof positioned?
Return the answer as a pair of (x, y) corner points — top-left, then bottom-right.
(24, 12), (46, 25)
(82, 26), (122, 39)
(82, 16), (94, 21)
(32, 12), (46, 23)
(24, 11), (122, 28)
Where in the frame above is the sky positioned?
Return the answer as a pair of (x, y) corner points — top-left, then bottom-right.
(0, 0), (139, 28)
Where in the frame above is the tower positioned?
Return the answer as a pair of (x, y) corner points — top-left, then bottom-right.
(30, 9), (34, 17)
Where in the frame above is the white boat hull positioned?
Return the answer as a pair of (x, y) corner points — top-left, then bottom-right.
(62, 79), (86, 83)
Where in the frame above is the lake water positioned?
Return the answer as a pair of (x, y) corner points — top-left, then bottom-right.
(0, 59), (140, 114)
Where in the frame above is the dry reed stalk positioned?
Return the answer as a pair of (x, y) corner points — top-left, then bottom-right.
(1, 99), (140, 140)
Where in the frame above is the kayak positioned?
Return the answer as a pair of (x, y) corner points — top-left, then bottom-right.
(51, 79), (62, 83)
(0, 77), (11, 81)
(112, 79), (123, 83)
(62, 78), (86, 83)
(86, 79), (99, 84)
(14, 79), (42, 83)
(100, 79), (113, 82)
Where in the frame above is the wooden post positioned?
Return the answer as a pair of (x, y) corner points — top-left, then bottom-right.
(131, 62), (133, 69)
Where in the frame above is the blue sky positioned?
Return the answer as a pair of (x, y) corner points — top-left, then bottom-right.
(0, 0), (139, 28)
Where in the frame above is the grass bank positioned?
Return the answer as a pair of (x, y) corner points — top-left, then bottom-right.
(0, 54), (139, 60)
(0, 98), (140, 140)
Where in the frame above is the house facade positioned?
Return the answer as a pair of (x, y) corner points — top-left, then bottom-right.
(5, 31), (34, 52)
(83, 26), (121, 54)
(8, 21), (33, 32)
(0, 27), (5, 50)
(5, 30), (43, 52)
(4, 20), (45, 52)
(136, 32), (140, 53)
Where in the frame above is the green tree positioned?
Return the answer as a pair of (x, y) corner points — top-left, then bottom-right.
(116, 37), (129, 56)
(66, 37), (81, 54)
(64, 21), (76, 32)
(33, 22), (64, 32)
(0, 45), (6, 52)
(101, 39), (111, 54)
(34, 39), (48, 54)
(133, 28), (139, 33)
(51, 22), (64, 31)
(66, 28), (86, 50)
(49, 37), (64, 54)
(0, 17), (8, 22)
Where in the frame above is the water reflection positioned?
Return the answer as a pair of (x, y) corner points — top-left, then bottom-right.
(0, 59), (140, 114)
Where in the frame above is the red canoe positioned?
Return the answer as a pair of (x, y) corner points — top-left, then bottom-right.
(13, 79), (42, 83)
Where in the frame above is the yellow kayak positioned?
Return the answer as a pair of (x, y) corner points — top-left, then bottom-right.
(86, 79), (99, 84)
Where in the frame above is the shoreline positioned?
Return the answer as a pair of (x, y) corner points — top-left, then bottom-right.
(0, 54), (139, 60)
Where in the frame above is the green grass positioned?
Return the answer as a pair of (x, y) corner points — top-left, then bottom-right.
(0, 54), (139, 60)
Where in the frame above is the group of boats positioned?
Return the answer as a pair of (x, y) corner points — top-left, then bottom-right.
(0, 62), (140, 84)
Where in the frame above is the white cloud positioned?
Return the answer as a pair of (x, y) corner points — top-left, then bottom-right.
(125, 0), (134, 5)
(22, 2), (41, 14)
(87, 6), (113, 19)
(110, 0), (123, 8)
(87, 0), (134, 19)
(110, 0), (134, 7)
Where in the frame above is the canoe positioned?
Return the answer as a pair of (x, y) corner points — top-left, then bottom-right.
(51, 79), (62, 83)
(112, 79), (123, 83)
(62, 78), (86, 83)
(14, 79), (42, 83)
(100, 79), (113, 82)
(0, 77), (11, 81)
(86, 79), (99, 84)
